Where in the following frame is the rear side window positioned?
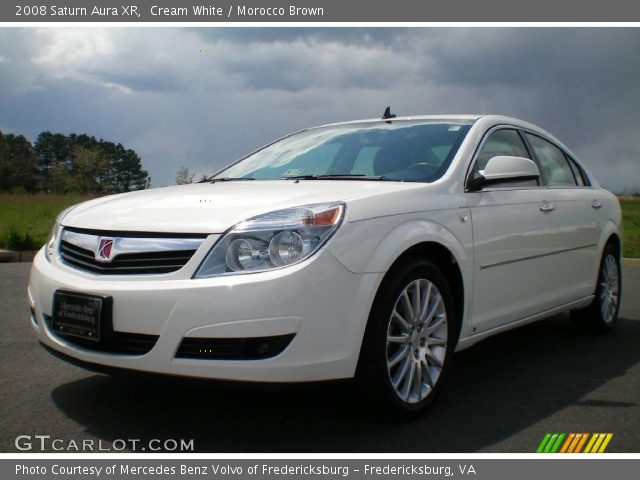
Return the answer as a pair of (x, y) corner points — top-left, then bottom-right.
(475, 129), (530, 171)
(525, 134), (577, 186)
(566, 156), (589, 186)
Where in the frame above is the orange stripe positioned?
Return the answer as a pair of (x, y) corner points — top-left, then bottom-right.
(560, 434), (576, 453)
(575, 433), (589, 453)
(567, 434), (582, 453)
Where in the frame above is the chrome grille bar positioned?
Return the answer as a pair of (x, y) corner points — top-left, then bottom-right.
(59, 228), (206, 275)
(61, 230), (205, 255)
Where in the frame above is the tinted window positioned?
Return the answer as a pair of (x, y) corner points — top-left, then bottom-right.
(566, 156), (588, 186)
(475, 129), (530, 171)
(472, 129), (537, 188)
(351, 146), (379, 176)
(525, 134), (577, 186)
(213, 122), (472, 182)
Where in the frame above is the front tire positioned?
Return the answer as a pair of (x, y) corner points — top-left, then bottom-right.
(571, 244), (621, 333)
(358, 258), (456, 415)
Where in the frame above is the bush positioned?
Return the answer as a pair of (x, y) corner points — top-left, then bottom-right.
(0, 228), (41, 251)
(0, 193), (92, 251)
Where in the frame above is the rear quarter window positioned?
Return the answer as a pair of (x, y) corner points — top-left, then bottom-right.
(565, 155), (590, 186)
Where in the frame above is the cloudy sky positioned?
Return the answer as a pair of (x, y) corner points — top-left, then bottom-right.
(0, 27), (638, 191)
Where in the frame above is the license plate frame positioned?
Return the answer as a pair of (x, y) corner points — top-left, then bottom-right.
(52, 291), (110, 342)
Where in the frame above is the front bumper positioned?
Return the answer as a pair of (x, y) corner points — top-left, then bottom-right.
(28, 248), (381, 382)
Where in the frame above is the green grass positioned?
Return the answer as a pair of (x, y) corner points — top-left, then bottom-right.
(1, 193), (639, 257)
(620, 196), (640, 258)
(0, 193), (94, 250)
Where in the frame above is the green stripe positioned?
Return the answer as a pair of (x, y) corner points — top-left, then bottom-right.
(550, 433), (566, 453)
(537, 433), (552, 453)
(544, 434), (559, 453)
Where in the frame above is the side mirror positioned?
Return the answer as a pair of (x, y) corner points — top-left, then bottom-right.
(467, 156), (540, 191)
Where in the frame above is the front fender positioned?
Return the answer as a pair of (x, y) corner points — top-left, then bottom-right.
(327, 212), (474, 341)
(329, 214), (471, 274)
(376, 220), (468, 274)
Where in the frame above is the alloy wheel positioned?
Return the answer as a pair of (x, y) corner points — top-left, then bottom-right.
(386, 278), (448, 403)
(600, 254), (620, 324)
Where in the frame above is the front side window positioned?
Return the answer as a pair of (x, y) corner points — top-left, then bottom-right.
(212, 121), (472, 182)
(472, 129), (537, 188)
(525, 134), (577, 187)
(475, 129), (531, 171)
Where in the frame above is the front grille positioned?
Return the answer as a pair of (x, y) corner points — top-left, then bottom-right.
(176, 334), (295, 360)
(44, 314), (158, 355)
(60, 240), (196, 275)
(58, 228), (206, 275)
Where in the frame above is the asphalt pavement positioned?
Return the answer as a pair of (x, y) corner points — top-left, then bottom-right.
(1, 262), (638, 453)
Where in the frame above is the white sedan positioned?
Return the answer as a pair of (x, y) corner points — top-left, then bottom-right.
(28, 113), (622, 414)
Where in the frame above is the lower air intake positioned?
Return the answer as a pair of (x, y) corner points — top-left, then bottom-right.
(175, 334), (295, 360)
(43, 314), (158, 355)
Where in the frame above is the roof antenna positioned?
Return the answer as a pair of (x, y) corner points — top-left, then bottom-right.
(382, 106), (396, 122)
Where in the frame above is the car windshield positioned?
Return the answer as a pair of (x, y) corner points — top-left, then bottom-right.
(211, 121), (472, 182)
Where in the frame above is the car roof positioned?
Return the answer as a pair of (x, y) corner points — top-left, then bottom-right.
(313, 114), (569, 153)
(316, 114), (483, 128)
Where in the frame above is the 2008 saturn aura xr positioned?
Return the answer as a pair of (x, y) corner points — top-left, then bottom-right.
(29, 113), (622, 413)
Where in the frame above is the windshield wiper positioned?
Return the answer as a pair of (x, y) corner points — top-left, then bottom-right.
(205, 177), (255, 183)
(283, 174), (389, 181)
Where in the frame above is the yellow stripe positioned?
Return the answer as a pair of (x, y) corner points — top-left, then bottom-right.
(575, 433), (590, 453)
(567, 434), (582, 453)
(598, 434), (613, 453)
(560, 434), (576, 453)
(583, 433), (598, 453)
(589, 434), (606, 453)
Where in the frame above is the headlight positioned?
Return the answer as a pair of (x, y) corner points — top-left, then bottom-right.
(194, 202), (344, 278)
(45, 205), (78, 262)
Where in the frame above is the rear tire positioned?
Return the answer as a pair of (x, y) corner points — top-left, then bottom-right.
(357, 258), (456, 416)
(571, 244), (621, 333)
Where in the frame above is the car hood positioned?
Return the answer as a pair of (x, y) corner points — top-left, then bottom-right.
(62, 180), (420, 234)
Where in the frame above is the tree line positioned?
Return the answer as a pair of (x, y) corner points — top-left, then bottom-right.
(0, 130), (149, 194)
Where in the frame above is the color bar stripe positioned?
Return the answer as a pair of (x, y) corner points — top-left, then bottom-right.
(537, 433), (613, 453)
(550, 433), (566, 453)
(584, 433), (598, 453)
(560, 434), (576, 453)
(567, 434), (582, 453)
(598, 434), (613, 453)
(544, 434), (559, 453)
(591, 434), (606, 453)
(537, 433), (552, 453)
(575, 433), (589, 453)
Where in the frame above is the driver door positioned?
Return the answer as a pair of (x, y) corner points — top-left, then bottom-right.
(467, 128), (555, 333)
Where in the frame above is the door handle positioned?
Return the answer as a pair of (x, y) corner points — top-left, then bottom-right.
(592, 199), (603, 209)
(539, 201), (556, 213)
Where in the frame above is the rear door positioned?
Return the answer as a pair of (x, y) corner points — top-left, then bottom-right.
(523, 133), (600, 302)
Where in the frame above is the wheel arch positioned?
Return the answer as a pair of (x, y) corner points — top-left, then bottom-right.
(353, 238), (468, 384)
(605, 231), (621, 254)
(373, 241), (467, 343)
(341, 218), (473, 377)
(593, 221), (623, 291)
(357, 218), (471, 338)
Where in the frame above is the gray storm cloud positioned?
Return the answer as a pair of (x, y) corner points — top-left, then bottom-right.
(0, 27), (638, 191)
